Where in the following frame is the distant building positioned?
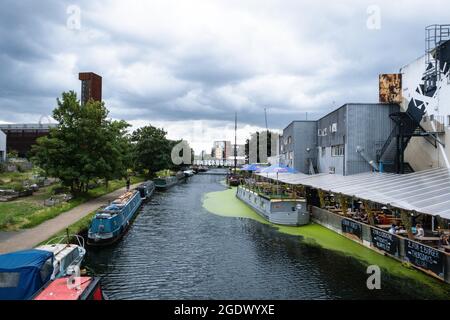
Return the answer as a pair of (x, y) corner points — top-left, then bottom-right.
(79, 72), (102, 105)
(211, 141), (232, 160)
(0, 130), (6, 162)
(247, 131), (279, 164)
(280, 121), (317, 173)
(232, 144), (245, 157)
(0, 123), (58, 158)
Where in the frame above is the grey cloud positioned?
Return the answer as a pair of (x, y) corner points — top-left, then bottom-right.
(0, 0), (448, 138)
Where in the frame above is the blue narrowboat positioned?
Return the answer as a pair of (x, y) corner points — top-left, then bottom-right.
(87, 190), (143, 246)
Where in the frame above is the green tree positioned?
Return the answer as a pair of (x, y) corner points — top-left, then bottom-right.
(131, 125), (173, 175)
(31, 91), (131, 194)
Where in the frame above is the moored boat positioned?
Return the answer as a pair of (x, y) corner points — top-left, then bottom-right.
(37, 234), (86, 279)
(154, 175), (178, 190)
(32, 276), (107, 300)
(0, 235), (86, 300)
(236, 186), (310, 226)
(184, 169), (194, 177)
(136, 180), (155, 201)
(87, 190), (143, 246)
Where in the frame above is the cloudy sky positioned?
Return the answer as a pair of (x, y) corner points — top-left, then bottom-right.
(0, 0), (448, 153)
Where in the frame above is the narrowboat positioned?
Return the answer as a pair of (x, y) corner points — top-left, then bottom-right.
(154, 175), (178, 190)
(236, 186), (310, 226)
(0, 235), (86, 300)
(32, 276), (107, 300)
(87, 190), (143, 246)
(136, 180), (155, 201)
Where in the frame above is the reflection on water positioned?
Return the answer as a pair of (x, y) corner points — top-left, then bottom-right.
(84, 173), (434, 299)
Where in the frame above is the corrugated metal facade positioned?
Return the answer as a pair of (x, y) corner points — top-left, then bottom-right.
(316, 103), (399, 175)
(281, 121), (317, 173)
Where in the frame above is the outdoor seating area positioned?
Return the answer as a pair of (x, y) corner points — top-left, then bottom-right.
(256, 168), (450, 255)
(314, 190), (450, 252)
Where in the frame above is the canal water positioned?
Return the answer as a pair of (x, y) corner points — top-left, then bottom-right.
(84, 172), (441, 299)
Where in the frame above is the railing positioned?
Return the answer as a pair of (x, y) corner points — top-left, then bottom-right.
(312, 206), (450, 283)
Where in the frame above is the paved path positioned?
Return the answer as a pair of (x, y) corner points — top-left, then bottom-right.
(0, 183), (141, 254)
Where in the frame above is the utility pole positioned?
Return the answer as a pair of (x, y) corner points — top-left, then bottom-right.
(234, 112), (237, 174)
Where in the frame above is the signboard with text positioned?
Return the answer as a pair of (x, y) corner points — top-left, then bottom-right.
(370, 228), (399, 256)
(341, 219), (362, 240)
(405, 239), (445, 279)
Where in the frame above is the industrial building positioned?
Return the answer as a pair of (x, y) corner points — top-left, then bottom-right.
(0, 123), (57, 158)
(280, 121), (317, 174)
(280, 104), (398, 175)
(0, 130), (6, 162)
(317, 103), (399, 175)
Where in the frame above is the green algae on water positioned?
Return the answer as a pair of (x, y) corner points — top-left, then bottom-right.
(202, 186), (450, 299)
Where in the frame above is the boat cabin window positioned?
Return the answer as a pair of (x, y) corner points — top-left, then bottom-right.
(0, 272), (20, 288)
(40, 257), (54, 282)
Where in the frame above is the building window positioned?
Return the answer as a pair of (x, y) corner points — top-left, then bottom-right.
(331, 145), (344, 157)
(287, 136), (292, 144)
(321, 147), (326, 157)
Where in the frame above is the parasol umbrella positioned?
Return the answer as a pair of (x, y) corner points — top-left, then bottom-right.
(259, 164), (298, 194)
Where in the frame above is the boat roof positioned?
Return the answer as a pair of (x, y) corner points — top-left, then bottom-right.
(33, 277), (93, 300)
(37, 244), (78, 263)
(0, 249), (54, 300)
(0, 249), (53, 271)
(258, 168), (450, 219)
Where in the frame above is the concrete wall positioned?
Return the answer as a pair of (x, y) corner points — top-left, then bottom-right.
(0, 130), (6, 162)
(281, 121), (317, 173)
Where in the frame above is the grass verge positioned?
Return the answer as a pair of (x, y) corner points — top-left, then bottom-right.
(0, 176), (144, 231)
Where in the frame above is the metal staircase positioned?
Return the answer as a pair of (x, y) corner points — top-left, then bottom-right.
(376, 102), (444, 174)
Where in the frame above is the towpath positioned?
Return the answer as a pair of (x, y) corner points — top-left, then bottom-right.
(0, 183), (141, 254)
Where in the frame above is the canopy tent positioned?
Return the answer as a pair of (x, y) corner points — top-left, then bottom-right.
(258, 164), (298, 174)
(0, 249), (54, 300)
(257, 167), (450, 219)
(242, 164), (264, 172)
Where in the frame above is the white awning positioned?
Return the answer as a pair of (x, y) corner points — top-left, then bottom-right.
(257, 168), (450, 219)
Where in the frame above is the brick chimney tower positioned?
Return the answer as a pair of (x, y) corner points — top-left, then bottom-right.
(79, 72), (102, 105)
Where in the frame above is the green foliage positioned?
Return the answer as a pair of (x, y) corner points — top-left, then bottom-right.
(31, 91), (131, 194)
(7, 150), (18, 159)
(131, 125), (177, 175)
(155, 169), (174, 177)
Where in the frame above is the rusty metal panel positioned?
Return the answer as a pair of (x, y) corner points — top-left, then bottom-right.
(379, 73), (402, 104)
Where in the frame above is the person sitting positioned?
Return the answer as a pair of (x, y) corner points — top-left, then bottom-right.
(440, 234), (449, 247)
(416, 224), (425, 238)
(388, 224), (396, 235)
